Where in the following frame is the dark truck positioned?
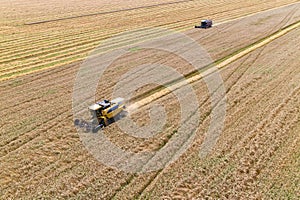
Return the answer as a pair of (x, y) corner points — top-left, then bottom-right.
(195, 19), (213, 29)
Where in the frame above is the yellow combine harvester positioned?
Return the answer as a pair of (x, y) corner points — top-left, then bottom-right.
(74, 97), (127, 133)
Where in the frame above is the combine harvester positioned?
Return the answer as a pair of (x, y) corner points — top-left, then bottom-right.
(195, 19), (213, 29)
(74, 98), (127, 133)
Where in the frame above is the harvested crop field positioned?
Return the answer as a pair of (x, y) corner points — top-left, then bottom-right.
(1, 0), (300, 80)
(0, 0), (300, 199)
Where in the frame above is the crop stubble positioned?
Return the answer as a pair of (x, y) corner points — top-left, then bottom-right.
(0, 0), (299, 80)
(0, 1), (300, 199)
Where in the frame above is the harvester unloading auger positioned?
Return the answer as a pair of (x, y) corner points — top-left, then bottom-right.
(74, 97), (128, 133)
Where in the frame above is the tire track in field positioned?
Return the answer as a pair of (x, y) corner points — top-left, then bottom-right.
(1, 2), (298, 158)
(1, 9), (298, 192)
(204, 86), (300, 198)
(168, 32), (300, 198)
(125, 8), (298, 109)
(0, 106), (73, 157)
(0, 112), (130, 199)
(112, 36), (276, 198)
(222, 2), (300, 114)
(111, 19), (300, 199)
(111, 52), (256, 199)
(110, 28), (281, 198)
(218, 25), (300, 153)
(133, 46), (267, 199)
(171, 54), (300, 199)
(128, 19), (300, 113)
(220, 36), (300, 149)
(166, 23), (297, 195)
(1, 3), (298, 197)
(40, 43), (251, 199)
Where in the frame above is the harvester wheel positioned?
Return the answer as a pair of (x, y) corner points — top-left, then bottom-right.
(92, 124), (103, 133)
(92, 127), (97, 133)
(120, 111), (128, 118)
(74, 119), (80, 126)
(114, 116), (120, 121)
(85, 124), (92, 133)
(79, 121), (85, 128)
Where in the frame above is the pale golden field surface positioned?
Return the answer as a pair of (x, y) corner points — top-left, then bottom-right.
(0, 0), (299, 80)
(0, 0), (299, 199)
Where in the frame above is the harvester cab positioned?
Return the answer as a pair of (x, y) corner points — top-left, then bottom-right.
(195, 19), (213, 29)
(75, 97), (127, 133)
(88, 103), (104, 124)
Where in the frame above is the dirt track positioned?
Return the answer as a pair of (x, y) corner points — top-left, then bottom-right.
(0, 1), (300, 199)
